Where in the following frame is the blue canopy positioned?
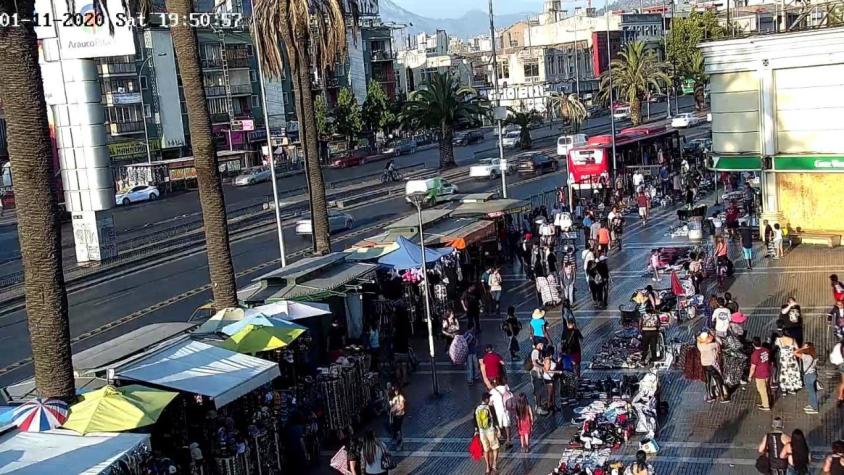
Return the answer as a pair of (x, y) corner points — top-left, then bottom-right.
(377, 236), (453, 270)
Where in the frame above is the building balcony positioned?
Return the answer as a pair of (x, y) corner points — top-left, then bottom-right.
(202, 58), (225, 69)
(370, 50), (395, 62)
(205, 85), (228, 97)
(201, 56), (250, 70)
(104, 92), (143, 105)
(226, 57), (250, 69)
(109, 121), (145, 135)
(230, 84), (253, 95)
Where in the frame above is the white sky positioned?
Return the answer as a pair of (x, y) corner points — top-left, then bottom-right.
(395, 0), (547, 18)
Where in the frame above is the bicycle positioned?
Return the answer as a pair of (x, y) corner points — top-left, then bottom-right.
(381, 170), (401, 183)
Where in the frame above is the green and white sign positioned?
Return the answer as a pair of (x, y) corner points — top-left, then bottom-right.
(774, 155), (844, 172)
(709, 155), (762, 171)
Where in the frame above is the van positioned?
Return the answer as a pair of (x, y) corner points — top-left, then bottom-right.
(405, 177), (459, 206)
(556, 134), (587, 157)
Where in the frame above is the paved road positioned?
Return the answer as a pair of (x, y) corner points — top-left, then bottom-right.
(0, 98), (693, 272)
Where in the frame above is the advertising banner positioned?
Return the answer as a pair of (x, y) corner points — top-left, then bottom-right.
(52, 0), (136, 60)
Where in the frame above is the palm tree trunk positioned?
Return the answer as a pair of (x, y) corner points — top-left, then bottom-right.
(439, 122), (456, 169)
(294, 32), (331, 255)
(629, 97), (642, 126)
(167, 0), (238, 309)
(0, 0), (74, 400)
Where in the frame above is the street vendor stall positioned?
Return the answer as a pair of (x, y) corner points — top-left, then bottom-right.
(110, 339), (280, 409)
(0, 429), (151, 475)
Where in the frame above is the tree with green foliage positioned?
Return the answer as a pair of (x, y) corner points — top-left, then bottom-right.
(401, 72), (488, 169)
(334, 87), (362, 149)
(550, 93), (588, 133)
(315, 94), (333, 139)
(687, 51), (708, 111)
(362, 81), (396, 146)
(599, 41), (670, 126)
(666, 10), (724, 84)
(505, 109), (542, 149)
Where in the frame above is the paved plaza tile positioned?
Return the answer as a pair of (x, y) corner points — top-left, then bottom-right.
(315, 199), (844, 474)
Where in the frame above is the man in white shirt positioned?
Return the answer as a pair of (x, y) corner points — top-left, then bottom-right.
(488, 379), (513, 449)
(632, 170), (645, 190)
(711, 298), (732, 337)
(582, 245), (595, 286)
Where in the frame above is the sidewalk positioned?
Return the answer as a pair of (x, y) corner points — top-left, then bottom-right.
(314, 199), (844, 474)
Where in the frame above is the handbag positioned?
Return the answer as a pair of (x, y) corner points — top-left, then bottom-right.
(330, 446), (352, 475)
(381, 449), (397, 470)
(468, 434), (484, 461)
(755, 454), (770, 474)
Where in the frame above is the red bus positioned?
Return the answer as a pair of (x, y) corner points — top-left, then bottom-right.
(567, 123), (681, 189)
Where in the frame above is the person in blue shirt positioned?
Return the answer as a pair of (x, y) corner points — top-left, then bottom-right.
(530, 309), (548, 346)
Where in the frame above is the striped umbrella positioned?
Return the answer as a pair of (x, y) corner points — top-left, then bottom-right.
(13, 398), (69, 432)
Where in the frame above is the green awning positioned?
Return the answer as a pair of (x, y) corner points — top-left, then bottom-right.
(773, 155), (844, 172)
(709, 155), (762, 171)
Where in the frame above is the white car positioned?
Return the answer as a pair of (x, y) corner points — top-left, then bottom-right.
(612, 106), (630, 120)
(234, 167), (272, 186)
(707, 112), (712, 122)
(295, 211), (355, 236)
(671, 113), (703, 128)
(469, 158), (515, 179)
(115, 185), (159, 205)
(494, 124), (520, 136)
(501, 131), (522, 148)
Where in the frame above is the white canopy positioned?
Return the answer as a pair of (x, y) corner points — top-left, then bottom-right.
(0, 429), (150, 474)
(250, 300), (331, 321)
(195, 307), (247, 334)
(113, 340), (280, 408)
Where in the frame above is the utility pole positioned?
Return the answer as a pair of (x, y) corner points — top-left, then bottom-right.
(573, 15), (580, 96)
(662, 0), (672, 119)
(671, 0), (679, 115)
(488, 0), (508, 198)
(606, 7), (617, 178)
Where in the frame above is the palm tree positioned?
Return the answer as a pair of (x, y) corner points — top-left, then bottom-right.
(166, 0), (238, 308)
(551, 93), (588, 133)
(401, 72), (487, 169)
(253, 0), (351, 255)
(599, 41), (670, 126)
(505, 109), (542, 150)
(0, 0), (75, 400)
(688, 51), (708, 111)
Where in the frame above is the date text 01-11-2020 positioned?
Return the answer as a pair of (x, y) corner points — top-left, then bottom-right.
(0, 12), (244, 29)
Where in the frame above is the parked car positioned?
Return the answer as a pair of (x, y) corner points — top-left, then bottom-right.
(556, 134), (587, 157)
(382, 139), (418, 156)
(671, 112), (703, 128)
(707, 112), (712, 122)
(517, 153), (558, 175)
(586, 106), (608, 118)
(469, 158), (515, 180)
(233, 166), (272, 186)
(115, 185), (159, 205)
(683, 138), (712, 154)
(501, 131), (522, 149)
(648, 93), (667, 103)
(295, 210), (355, 236)
(452, 130), (485, 146)
(405, 177), (459, 206)
(332, 149), (369, 168)
(494, 124), (520, 136)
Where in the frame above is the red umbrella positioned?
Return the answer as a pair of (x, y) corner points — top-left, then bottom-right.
(670, 271), (684, 296)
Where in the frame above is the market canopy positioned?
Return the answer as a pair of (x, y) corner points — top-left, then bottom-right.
(63, 385), (178, 435)
(249, 300), (331, 321)
(345, 243), (400, 260)
(221, 315), (308, 336)
(450, 198), (530, 218)
(378, 236), (453, 270)
(424, 219), (497, 250)
(0, 430), (150, 475)
(220, 323), (306, 353)
(112, 340), (280, 408)
(195, 307), (248, 334)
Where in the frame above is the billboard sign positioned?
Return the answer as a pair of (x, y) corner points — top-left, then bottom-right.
(345, 0), (379, 17)
(51, 0), (136, 59)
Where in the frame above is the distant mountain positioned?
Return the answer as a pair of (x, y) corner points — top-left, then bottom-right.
(379, 0), (533, 39)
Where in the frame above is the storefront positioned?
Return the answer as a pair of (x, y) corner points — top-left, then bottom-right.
(701, 28), (844, 237)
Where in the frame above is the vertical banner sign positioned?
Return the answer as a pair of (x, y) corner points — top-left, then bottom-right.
(52, 0), (136, 59)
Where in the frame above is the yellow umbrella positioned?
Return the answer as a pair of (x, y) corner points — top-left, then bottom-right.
(63, 385), (178, 435)
(219, 323), (306, 354)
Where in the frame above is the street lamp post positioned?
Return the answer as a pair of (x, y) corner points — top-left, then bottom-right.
(253, 30), (287, 267)
(488, 0), (508, 198)
(661, 0), (672, 119)
(138, 52), (166, 166)
(605, 7), (618, 178)
(409, 191), (439, 396)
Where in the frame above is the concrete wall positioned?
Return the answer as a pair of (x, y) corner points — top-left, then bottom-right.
(778, 173), (844, 233)
(709, 71), (760, 154)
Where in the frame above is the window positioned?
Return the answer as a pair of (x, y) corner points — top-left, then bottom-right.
(144, 104), (152, 118)
(207, 98), (228, 115)
(250, 70), (258, 82)
(499, 60), (509, 79)
(140, 76), (148, 90)
(251, 95), (260, 108)
(107, 105), (144, 123)
(523, 62), (539, 78)
(246, 44), (254, 57)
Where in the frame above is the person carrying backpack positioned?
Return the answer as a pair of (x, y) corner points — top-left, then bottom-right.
(489, 377), (514, 450)
(474, 393), (500, 474)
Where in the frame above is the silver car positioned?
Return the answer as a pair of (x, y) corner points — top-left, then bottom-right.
(295, 211), (355, 236)
(234, 167), (272, 186)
